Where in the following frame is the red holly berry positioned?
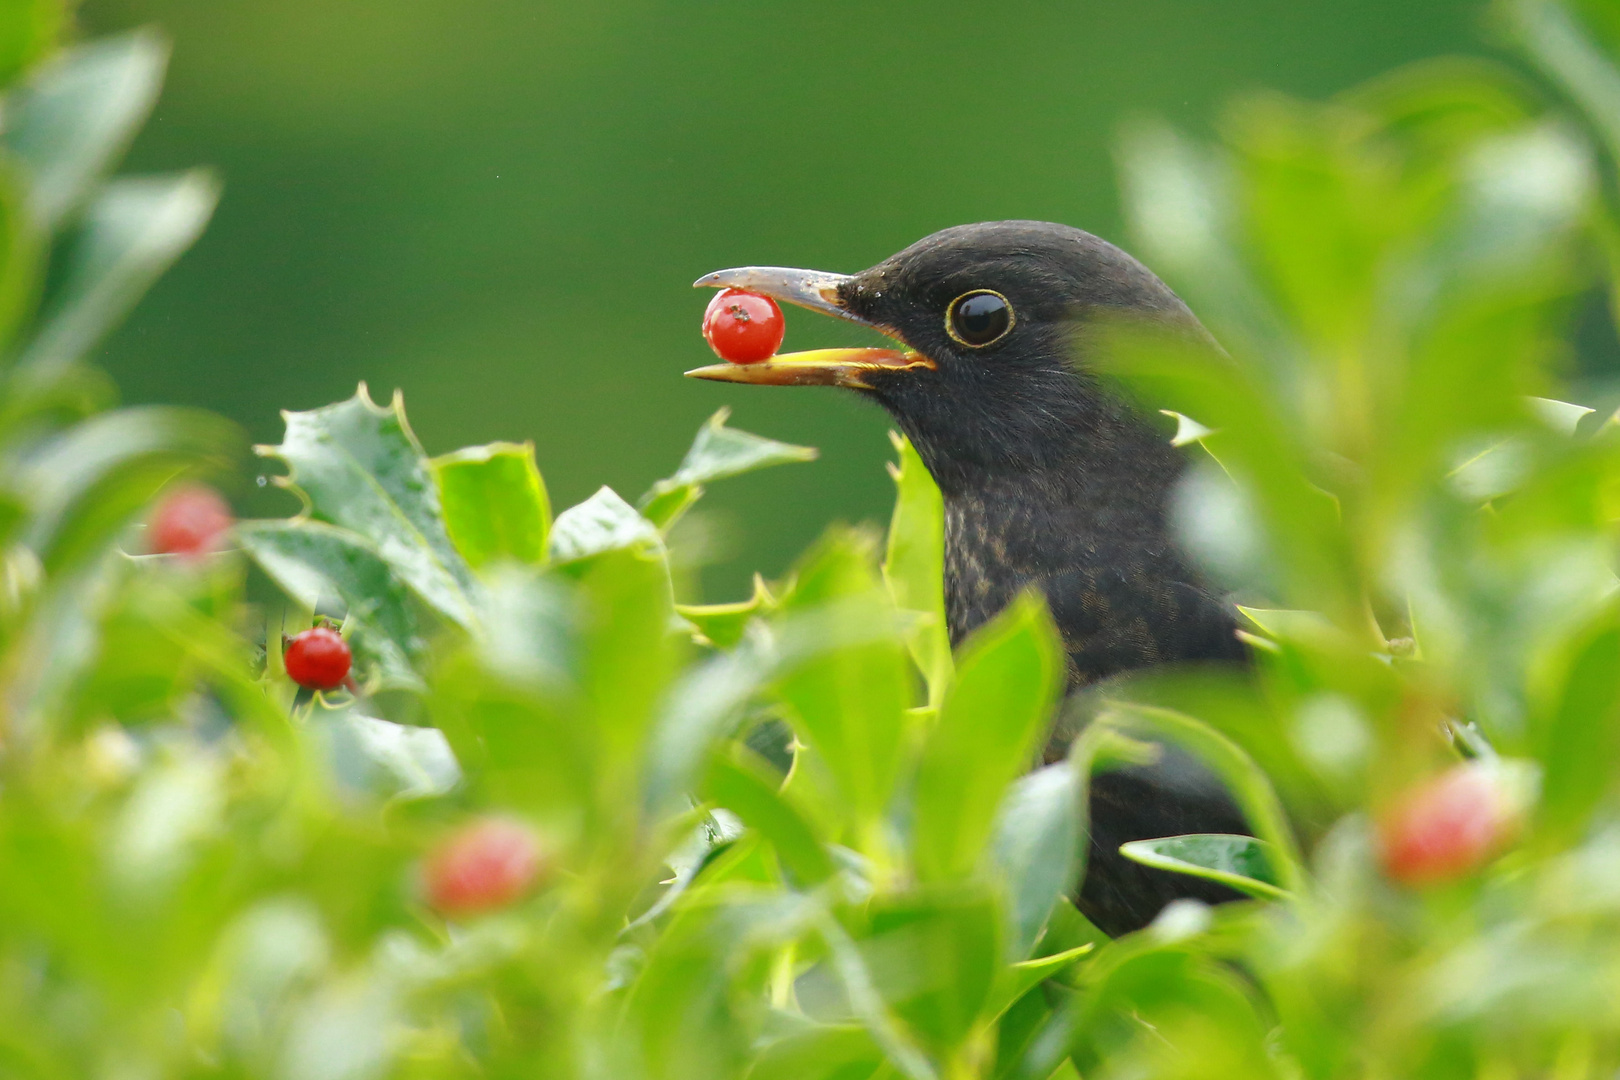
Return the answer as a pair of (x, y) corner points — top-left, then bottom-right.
(148, 485), (233, 559)
(423, 818), (545, 916)
(1378, 763), (1521, 886)
(702, 287), (785, 364)
(283, 626), (352, 691)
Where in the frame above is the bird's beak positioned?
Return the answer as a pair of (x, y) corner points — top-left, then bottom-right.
(687, 266), (935, 389)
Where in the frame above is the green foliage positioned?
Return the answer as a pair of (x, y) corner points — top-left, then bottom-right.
(16, 6), (1620, 1080)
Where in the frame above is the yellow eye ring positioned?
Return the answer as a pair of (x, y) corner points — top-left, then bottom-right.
(945, 289), (1015, 347)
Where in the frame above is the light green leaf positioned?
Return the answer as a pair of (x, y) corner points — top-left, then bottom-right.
(984, 943), (1095, 1024)
(429, 441), (550, 569)
(705, 743), (834, 886)
(1118, 834), (1288, 901)
(639, 407), (817, 529)
(992, 763), (1084, 959)
(642, 591), (906, 817)
(19, 172), (217, 372)
(259, 385), (478, 629)
(0, 1), (64, 85)
(859, 885), (1002, 1059)
(547, 485), (658, 564)
(1527, 395), (1594, 435)
(1, 30), (167, 229)
(235, 520), (423, 691)
(677, 574), (775, 649)
(775, 530), (911, 836)
(913, 592), (1064, 882)
(882, 432), (952, 705)
(19, 404), (240, 571)
(747, 1025), (884, 1080)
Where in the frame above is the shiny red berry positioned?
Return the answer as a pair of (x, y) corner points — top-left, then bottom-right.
(702, 287), (784, 364)
(148, 485), (233, 559)
(1378, 763), (1520, 886)
(284, 626), (352, 691)
(423, 818), (545, 916)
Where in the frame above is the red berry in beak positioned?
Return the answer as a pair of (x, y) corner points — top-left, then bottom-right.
(284, 626), (352, 691)
(702, 287), (785, 364)
(423, 817), (545, 916)
(148, 485), (233, 559)
(1378, 762), (1523, 886)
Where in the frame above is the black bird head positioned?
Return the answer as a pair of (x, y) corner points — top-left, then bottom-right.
(689, 220), (1210, 493)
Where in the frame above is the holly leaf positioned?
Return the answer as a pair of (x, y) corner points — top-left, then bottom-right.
(236, 520), (424, 691)
(1118, 834), (1287, 901)
(639, 407), (817, 529)
(548, 486), (659, 564)
(430, 441), (550, 569)
(259, 385), (478, 629)
(883, 432), (952, 705)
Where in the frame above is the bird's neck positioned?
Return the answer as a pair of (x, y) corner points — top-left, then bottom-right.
(894, 385), (1189, 643)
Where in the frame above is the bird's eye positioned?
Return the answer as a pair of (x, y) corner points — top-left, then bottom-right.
(946, 290), (1013, 347)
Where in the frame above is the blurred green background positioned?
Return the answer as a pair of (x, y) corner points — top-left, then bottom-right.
(78, 0), (1481, 598)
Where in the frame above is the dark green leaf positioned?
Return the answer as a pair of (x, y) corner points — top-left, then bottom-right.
(1118, 834), (1288, 901)
(260, 385), (478, 629)
(236, 519), (423, 691)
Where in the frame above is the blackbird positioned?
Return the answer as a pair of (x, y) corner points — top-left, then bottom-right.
(689, 220), (1250, 936)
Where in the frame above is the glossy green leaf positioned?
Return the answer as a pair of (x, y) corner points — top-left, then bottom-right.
(1099, 701), (1305, 893)
(429, 441), (550, 569)
(260, 385), (478, 629)
(640, 407), (817, 529)
(882, 432), (952, 705)
(705, 743), (834, 886)
(20, 172), (218, 372)
(547, 485), (658, 564)
(1, 30), (166, 229)
(913, 592), (1064, 882)
(1118, 834), (1288, 901)
(235, 519), (423, 691)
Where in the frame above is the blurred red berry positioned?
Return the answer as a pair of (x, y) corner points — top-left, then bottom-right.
(1378, 763), (1521, 886)
(148, 485), (232, 558)
(423, 818), (544, 916)
(702, 287), (784, 364)
(284, 626), (352, 691)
